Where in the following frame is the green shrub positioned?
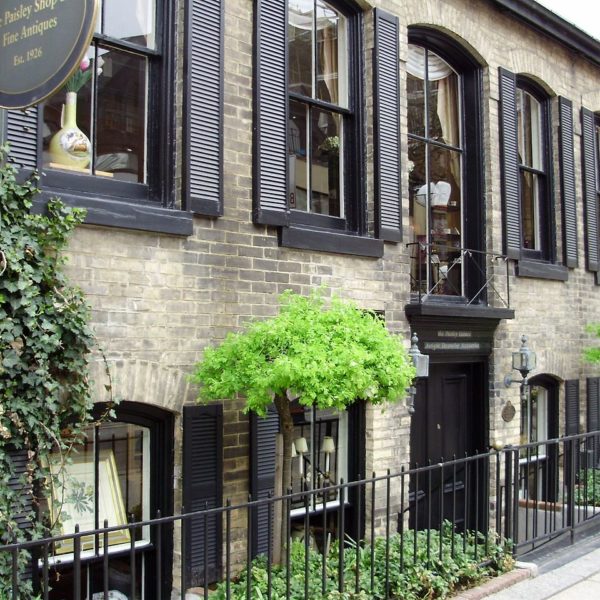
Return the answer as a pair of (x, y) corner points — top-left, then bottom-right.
(575, 469), (600, 506)
(213, 524), (514, 600)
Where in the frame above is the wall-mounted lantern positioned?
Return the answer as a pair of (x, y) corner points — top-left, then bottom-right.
(406, 332), (429, 414)
(504, 334), (537, 400)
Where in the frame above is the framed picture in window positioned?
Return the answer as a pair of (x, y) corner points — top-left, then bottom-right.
(48, 450), (130, 554)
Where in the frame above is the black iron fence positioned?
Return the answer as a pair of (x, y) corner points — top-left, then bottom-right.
(2, 432), (600, 599)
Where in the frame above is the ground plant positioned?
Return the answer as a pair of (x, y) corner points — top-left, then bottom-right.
(213, 525), (514, 600)
(575, 468), (600, 506)
(0, 145), (100, 597)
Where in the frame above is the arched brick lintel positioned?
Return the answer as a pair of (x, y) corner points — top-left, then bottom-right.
(88, 358), (197, 414)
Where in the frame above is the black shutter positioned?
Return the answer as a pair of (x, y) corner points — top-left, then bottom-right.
(5, 107), (39, 170)
(183, 404), (223, 586)
(249, 407), (279, 556)
(6, 448), (33, 537)
(253, 0), (289, 226)
(498, 68), (521, 260)
(373, 9), (402, 242)
(183, 0), (223, 216)
(559, 97), (578, 268)
(581, 107), (599, 273)
(565, 379), (580, 436)
(587, 377), (600, 466)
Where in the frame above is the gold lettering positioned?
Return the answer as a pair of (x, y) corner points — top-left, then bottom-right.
(3, 30), (20, 47)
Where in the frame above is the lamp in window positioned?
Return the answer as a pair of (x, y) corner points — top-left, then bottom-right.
(321, 436), (336, 477)
(504, 335), (537, 400)
(294, 437), (308, 477)
(406, 332), (429, 414)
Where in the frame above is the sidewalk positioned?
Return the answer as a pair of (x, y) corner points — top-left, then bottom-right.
(486, 536), (600, 600)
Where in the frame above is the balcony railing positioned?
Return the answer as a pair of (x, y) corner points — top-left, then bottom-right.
(407, 242), (511, 308)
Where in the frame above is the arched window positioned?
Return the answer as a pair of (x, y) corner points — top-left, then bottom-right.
(519, 375), (558, 502)
(407, 29), (484, 301)
(46, 402), (174, 599)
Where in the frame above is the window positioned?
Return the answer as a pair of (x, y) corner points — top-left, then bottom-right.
(254, 0), (384, 256)
(42, 1), (158, 187)
(519, 376), (558, 502)
(516, 84), (550, 258)
(288, 0), (347, 218)
(288, 0), (353, 223)
(44, 403), (174, 600)
(498, 70), (571, 279)
(407, 30), (484, 301)
(408, 45), (463, 296)
(289, 404), (348, 512)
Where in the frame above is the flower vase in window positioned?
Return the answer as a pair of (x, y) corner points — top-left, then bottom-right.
(49, 58), (93, 170)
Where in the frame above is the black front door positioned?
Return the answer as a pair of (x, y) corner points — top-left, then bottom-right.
(409, 362), (487, 532)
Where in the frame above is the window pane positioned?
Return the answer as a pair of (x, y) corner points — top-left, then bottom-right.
(97, 422), (150, 529)
(428, 66), (460, 147)
(289, 100), (309, 211)
(289, 0), (314, 97)
(95, 49), (147, 183)
(518, 89), (543, 170)
(311, 108), (342, 217)
(316, 1), (345, 106)
(407, 46), (426, 137)
(290, 406), (347, 510)
(409, 140), (427, 292)
(521, 170), (541, 250)
(429, 147), (462, 295)
(104, 0), (156, 49)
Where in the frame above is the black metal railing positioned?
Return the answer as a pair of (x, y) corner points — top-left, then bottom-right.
(2, 432), (600, 599)
(407, 242), (511, 308)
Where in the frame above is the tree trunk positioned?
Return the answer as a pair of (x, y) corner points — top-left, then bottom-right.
(273, 393), (294, 562)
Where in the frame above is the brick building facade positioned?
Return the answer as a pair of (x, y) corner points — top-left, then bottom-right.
(3, 0), (600, 596)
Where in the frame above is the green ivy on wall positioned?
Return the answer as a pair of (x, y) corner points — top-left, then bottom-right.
(0, 144), (99, 596)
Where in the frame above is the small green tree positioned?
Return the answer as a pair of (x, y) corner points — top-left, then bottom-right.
(192, 290), (416, 557)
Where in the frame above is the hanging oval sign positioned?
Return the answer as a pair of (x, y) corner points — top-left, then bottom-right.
(0, 0), (98, 109)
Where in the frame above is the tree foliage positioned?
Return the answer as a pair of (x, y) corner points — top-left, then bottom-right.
(0, 144), (98, 594)
(192, 290), (416, 413)
(584, 323), (600, 364)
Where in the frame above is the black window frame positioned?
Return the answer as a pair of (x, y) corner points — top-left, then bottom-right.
(254, 0), (383, 258)
(38, 0), (175, 203)
(515, 78), (554, 264)
(13, 0), (195, 237)
(287, 0), (361, 232)
(407, 27), (486, 305)
(38, 401), (175, 600)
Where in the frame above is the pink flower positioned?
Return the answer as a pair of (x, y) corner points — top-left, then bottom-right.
(80, 57), (91, 71)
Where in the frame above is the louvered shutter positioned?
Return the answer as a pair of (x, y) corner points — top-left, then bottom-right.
(249, 408), (279, 557)
(587, 377), (600, 466)
(498, 68), (521, 260)
(559, 97), (578, 268)
(5, 107), (39, 171)
(183, 405), (223, 587)
(183, 0), (223, 216)
(6, 448), (33, 536)
(253, 0), (289, 226)
(565, 379), (580, 436)
(373, 9), (401, 242)
(581, 107), (599, 273)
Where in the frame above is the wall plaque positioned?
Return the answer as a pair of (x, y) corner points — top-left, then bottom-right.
(0, 0), (98, 109)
